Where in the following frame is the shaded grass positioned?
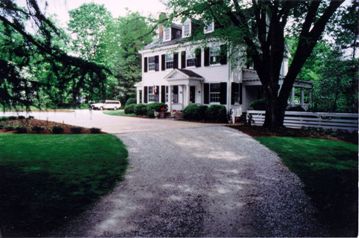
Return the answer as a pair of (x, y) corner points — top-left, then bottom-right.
(0, 134), (128, 236)
(257, 137), (358, 236)
(104, 109), (136, 117)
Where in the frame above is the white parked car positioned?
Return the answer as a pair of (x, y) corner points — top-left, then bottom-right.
(91, 100), (121, 110)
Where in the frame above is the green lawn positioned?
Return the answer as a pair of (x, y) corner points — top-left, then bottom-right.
(104, 109), (136, 117)
(0, 134), (128, 236)
(257, 137), (358, 236)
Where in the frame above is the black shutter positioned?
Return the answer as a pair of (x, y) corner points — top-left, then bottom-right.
(181, 51), (186, 69)
(220, 82), (227, 105)
(155, 56), (159, 71)
(144, 57), (148, 72)
(204, 83), (209, 104)
(231, 82), (239, 104)
(161, 85), (165, 102)
(220, 44), (227, 65)
(144, 86), (148, 103)
(239, 83), (243, 104)
(161, 54), (165, 71)
(204, 47), (210, 66)
(173, 52), (179, 69)
(195, 48), (201, 67)
(231, 82), (235, 105)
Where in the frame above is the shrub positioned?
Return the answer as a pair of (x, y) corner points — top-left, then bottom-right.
(17, 116), (26, 120)
(70, 127), (82, 134)
(146, 103), (167, 113)
(27, 116), (34, 119)
(183, 104), (201, 120)
(90, 127), (101, 134)
(15, 127), (28, 133)
(52, 126), (64, 134)
(0, 125), (3, 129)
(134, 104), (147, 116)
(125, 98), (136, 106)
(0, 117), (8, 121)
(124, 104), (136, 114)
(32, 126), (45, 133)
(197, 105), (209, 118)
(146, 108), (155, 118)
(206, 105), (227, 122)
(4, 126), (14, 131)
(8, 116), (17, 120)
(249, 98), (266, 110)
(287, 105), (306, 111)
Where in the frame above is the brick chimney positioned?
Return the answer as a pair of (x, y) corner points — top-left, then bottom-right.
(158, 12), (166, 40)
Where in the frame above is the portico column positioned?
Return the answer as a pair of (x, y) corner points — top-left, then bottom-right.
(168, 85), (172, 112)
(185, 84), (190, 107)
(159, 85), (162, 103)
(136, 88), (140, 104)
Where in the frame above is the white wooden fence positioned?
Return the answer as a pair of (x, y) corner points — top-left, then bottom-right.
(247, 110), (358, 132)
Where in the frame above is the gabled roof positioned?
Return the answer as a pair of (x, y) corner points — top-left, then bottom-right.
(178, 69), (203, 78)
(164, 69), (203, 81)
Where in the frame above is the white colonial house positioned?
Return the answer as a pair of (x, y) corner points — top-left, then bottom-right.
(135, 19), (312, 115)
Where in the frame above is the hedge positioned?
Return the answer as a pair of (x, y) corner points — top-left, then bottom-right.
(134, 104), (147, 116)
(206, 105), (227, 122)
(249, 98), (266, 110)
(182, 104), (227, 122)
(125, 98), (136, 106)
(124, 104), (136, 114)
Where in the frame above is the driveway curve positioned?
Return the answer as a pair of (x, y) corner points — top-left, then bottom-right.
(3, 110), (326, 236)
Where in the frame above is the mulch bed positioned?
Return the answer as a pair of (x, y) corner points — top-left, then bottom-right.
(228, 124), (358, 144)
(0, 118), (101, 134)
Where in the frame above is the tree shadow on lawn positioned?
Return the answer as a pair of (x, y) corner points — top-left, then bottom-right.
(0, 166), (117, 237)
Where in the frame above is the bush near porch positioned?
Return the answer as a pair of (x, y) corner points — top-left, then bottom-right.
(124, 103), (167, 118)
(183, 104), (227, 122)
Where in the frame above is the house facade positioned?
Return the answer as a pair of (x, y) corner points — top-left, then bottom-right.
(136, 19), (311, 115)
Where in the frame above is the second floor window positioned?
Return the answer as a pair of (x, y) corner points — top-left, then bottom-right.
(186, 49), (196, 67)
(148, 57), (156, 71)
(210, 47), (220, 65)
(163, 27), (171, 41)
(165, 54), (174, 69)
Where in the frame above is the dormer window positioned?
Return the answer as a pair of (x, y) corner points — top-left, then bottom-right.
(163, 27), (171, 42)
(204, 22), (214, 34)
(182, 19), (191, 38)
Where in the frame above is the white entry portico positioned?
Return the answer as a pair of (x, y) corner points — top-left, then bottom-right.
(164, 69), (203, 111)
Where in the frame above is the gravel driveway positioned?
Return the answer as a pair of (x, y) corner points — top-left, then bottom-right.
(3, 110), (325, 236)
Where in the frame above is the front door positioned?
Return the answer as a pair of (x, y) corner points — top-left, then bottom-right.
(190, 86), (196, 103)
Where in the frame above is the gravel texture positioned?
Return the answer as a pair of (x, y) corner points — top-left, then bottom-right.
(56, 124), (327, 237)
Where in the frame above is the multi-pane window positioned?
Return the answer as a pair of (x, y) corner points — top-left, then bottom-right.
(163, 27), (171, 42)
(204, 22), (214, 34)
(210, 47), (220, 65)
(165, 54), (174, 69)
(148, 86), (159, 102)
(210, 83), (220, 103)
(186, 49), (196, 67)
(182, 20), (191, 38)
(148, 57), (156, 71)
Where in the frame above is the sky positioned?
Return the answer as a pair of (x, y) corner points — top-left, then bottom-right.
(17, 0), (167, 27)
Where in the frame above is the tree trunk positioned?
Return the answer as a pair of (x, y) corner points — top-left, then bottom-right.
(263, 90), (287, 130)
